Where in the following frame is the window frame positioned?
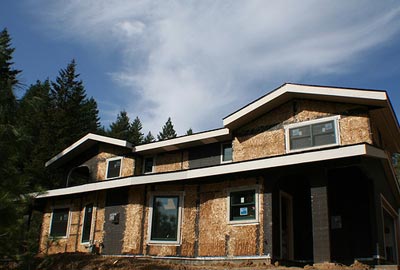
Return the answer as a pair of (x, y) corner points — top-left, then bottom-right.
(105, 156), (123, 179)
(143, 156), (155, 174)
(147, 192), (184, 245)
(221, 142), (233, 163)
(80, 203), (95, 244)
(227, 186), (260, 225)
(284, 115), (340, 153)
(49, 207), (71, 239)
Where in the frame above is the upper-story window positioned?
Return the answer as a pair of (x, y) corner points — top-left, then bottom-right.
(106, 157), (122, 179)
(143, 156), (155, 174)
(285, 115), (340, 152)
(221, 143), (233, 163)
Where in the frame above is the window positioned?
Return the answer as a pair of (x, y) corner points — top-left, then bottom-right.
(228, 188), (258, 224)
(221, 143), (233, 163)
(50, 208), (70, 237)
(81, 204), (93, 243)
(143, 157), (154, 174)
(106, 157), (122, 179)
(149, 195), (182, 243)
(285, 116), (339, 152)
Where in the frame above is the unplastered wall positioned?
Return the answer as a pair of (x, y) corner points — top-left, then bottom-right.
(84, 144), (134, 181)
(154, 150), (189, 173)
(39, 191), (106, 255)
(121, 177), (264, 257)
(233, 99), (373, 162)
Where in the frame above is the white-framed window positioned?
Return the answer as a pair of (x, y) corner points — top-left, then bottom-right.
(227, 186), (259, 225)
(148, 192), (183, 245)
(81, 203), (94, 244)
(285, 115), (340, 152)
(221, 142), (233, 163)
(106, 157), (122, 179)
(49, 208), (70, 238)
(143, 156), (155, 174)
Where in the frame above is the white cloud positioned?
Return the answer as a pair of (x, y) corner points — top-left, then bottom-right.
(29, 0), (400, 135)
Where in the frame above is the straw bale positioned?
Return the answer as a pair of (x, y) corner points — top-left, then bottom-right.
(339, 115), (372, 145)
(180, 184), (197, 257)
(155, 151), (185, 173)
(182, 151), (189, 170)
(198, 189), (227, 256)
(122, 186), (145, 254)
(228, 224), (258, 256)
(147, 245), (177, 256)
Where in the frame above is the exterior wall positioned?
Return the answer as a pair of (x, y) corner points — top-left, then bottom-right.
(188, 143), (222, 169)
(154, 151), (189, 173)
(39, 191), (106, 254)
(233, 99), (373, 162)
(83, 144), (134, 181)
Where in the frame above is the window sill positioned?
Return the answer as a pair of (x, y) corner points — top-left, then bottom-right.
(228, 220), (259, 226)
(286, 143), (339, 154)
(147, 241), (181, 246)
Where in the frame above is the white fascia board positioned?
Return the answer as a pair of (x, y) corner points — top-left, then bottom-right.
(45, 133), (132, 167)
(133, 128), (230, 153)
(223, 83), (388, 127)
(36, 144), (386, 199)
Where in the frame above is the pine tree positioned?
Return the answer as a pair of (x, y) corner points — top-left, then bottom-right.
(157, 117), (177, 140)
(108, 110), (131, 141)
(186, 128), (193, 135)
(130, 116), (144, 145)
(143, 131), (155, 143)
(50, 59), (100, 153)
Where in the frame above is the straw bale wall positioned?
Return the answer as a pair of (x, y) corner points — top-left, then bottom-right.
(39, 191), (106, 255)
(233, 99), (373, 162)
(155, 151), (188, 173)
(84, 144), (134, 181)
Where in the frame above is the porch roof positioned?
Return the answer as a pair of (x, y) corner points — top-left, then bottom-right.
(36, 143), (388, 199)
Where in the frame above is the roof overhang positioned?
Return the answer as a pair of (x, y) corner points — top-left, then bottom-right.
(133, 128), (231, 155)
(45, 133), (132, 168)
(36, 144), (387, 199)
(223, 83), (400, 152)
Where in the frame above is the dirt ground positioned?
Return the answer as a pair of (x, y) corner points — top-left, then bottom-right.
(1, 253), (374, 270)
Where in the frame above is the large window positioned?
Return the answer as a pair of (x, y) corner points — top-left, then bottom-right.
(221, 143), (233, 163)
(228, 188), (258, 224)
(81, 204), (93, 243)
(106, 157), (122, 179)
(286, 116), (339, 152)
(50, 208), (70, 237)
(149, 195), (181, 243)
(143, 157), (154, 174)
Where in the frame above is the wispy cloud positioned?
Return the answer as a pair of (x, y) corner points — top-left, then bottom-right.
(28, 0), (400, 134)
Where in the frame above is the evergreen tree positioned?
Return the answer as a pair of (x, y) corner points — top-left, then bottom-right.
(50, 59), (100, 153)
(130, 116), (144, 145)
(0, 27), (29, 261)
(157, 117), (177, 141)
(186, 128), (193, 135)
(143, 131), (156, 143)
(108, 110), (131, 141)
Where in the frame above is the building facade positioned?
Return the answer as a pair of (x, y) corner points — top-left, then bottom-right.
(35, 83), (400, 265)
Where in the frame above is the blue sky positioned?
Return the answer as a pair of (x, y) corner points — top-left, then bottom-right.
(2, 1), (400, 135)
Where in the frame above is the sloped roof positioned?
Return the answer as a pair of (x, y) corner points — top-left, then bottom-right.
(223, 83), (400, 152)
(45, 133), (133, 168)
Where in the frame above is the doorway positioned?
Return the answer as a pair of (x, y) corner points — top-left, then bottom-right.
(383, 207), (398, 264)
(280, 191), (294, 260)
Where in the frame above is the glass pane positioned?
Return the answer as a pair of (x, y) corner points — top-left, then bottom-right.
(50, 208), (69, 237)
(312, 121), (336, 146)
(151, 196), (179, 241)
(312, 121), (335, 136)
(222, 144), (232, 162)
(82, 204), (93, 243)
(144, 157), (154, 173)
(230, 190), (256, 221)
(107, 159), (121, 178)
(313, 133), (336, 146)
(290, 137), (312, 150)
(290, 126), (310, 138)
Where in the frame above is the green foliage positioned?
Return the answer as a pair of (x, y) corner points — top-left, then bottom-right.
(186, 128), (193, 135)
(143, 131), (155, 143)
(157, 117), (177, 141)
(130, 116), (144, 146)
(108, 110), (131, 141)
